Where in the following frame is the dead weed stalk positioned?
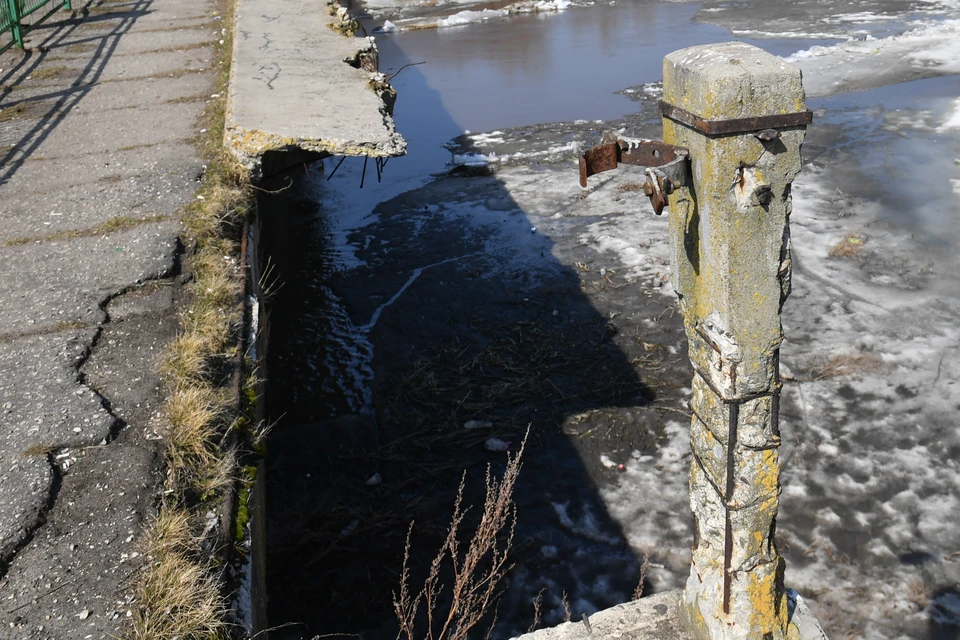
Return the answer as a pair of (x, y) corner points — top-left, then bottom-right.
(394, 432), (528, 640)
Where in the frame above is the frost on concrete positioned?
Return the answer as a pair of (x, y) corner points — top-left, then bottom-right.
(225, 0), (406, 178)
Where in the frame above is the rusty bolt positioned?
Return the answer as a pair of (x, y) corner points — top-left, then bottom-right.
(642, 181), (655, 197)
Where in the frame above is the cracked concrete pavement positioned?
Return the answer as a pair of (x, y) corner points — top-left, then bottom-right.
(0, 0), (217, 635)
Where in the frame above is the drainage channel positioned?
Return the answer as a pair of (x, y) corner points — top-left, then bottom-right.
(249, 2), (960, 639)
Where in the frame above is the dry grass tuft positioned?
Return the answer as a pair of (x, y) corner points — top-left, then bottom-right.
(828, 232), (867, 259)
(402, 22), (440, 31)
(143, 508), (196, 559)
(28, 66), (68, 81)
(394, 431), (528, 640)
(906, 577), (930, 612)
(165, 386), (229, 493)
(130, 509), (227, 640)
(21, 443), (54, 457)
(528, 588), (545, 633)
(126, 0), (254, 633)
(809, 352), (884, 380)
(160, 333), (213, 383)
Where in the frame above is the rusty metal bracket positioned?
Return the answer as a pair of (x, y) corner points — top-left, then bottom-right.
(659, 100), (813, 137)
(578, 133), (690, 215)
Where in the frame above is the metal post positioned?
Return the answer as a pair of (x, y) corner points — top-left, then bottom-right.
(6, 0), (23, 49)
(661, 42), (807, 640)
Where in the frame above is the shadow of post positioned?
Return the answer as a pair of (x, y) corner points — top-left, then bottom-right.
(929, 585), (960, 640)
(257, 32), (690, 640)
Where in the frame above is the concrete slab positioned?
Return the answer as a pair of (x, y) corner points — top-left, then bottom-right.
(0, 0), (212, 635)
(516, 591), (693, 640)
(513, 589), (827, 640)
(0, 441), (161, 638)
(81, 282), (179, 432)
(45, 26), (217, 61)
(0, 147), (202, 242)
(0, 329), (117, 451)
(0, 452), (53, 567)
(1, 73), (213, 113)
(2, 102), (200, 160)
(225, 0), (406, 176)
(5, 44), (214, 90)
(0, 221), (180, 336)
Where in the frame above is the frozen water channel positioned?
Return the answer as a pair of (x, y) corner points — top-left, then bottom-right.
(261, 2), (960, 639)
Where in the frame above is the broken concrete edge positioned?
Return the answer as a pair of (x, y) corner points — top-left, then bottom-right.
(224, 0), (407, 180)
(511, 589), (828, 640)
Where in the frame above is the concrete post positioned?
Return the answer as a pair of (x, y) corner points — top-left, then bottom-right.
(661, 43), (806, 640)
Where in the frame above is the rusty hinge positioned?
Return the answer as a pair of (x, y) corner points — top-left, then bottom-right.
(578, 133), (690, 215)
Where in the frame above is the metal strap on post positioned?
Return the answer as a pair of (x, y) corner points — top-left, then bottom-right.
(659, 100), (813, 137)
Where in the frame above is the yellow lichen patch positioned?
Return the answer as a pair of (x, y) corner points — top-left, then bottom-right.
(745, 564), (788, 634)
(753, 448), (780, 499)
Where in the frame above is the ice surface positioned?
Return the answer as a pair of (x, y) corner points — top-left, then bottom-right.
(436, 9), (508, 27)
(941, 98), (960, 129)
(450, 142), (581, 168)
(786, 19), (960, 95)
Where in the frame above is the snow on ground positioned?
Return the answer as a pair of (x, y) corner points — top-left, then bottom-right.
(775, 166), (960, 637)
(530, 156), (960, 636)
(942, 98), (960, 130)
(786, 18), (960, 95)
(303, 1), (960, 633)
(449, 141), (582, 168)
(451, 83), (960, 635)
(369, 0), (573, 31)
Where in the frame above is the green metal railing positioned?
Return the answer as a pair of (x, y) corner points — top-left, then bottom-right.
(2, 0), (72, 54)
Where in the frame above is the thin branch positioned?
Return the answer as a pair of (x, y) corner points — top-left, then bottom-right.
(387, 61), (426, 82)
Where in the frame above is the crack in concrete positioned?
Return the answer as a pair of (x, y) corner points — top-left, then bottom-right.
(0, 453), (62, 580)
(255, 61), (281, 89)
(0, 237), (184, 579)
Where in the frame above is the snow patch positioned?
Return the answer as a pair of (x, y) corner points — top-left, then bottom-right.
(373, 19), (400, 33)
(941, 98), (960, 130)
(450, 142), (581, 167)
(785, 19), (960, 96)
(436, 9), (507, 27)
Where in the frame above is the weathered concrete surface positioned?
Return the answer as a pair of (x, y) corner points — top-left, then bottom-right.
(660, 42), (823, 640)
(0, 0), (216, 634)
(512, 590), (826, 640)
(225, 0), (406, 176)
(515, 591), (694, 640)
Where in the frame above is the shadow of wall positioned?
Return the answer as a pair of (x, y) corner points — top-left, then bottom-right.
(256, 30), (690, 640)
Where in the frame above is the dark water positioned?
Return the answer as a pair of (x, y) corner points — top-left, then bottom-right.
(371, 2), (839, 179)
(261, 2), (960, 638)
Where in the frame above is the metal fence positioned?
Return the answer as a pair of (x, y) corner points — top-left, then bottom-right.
(2, 0), (72, 54)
